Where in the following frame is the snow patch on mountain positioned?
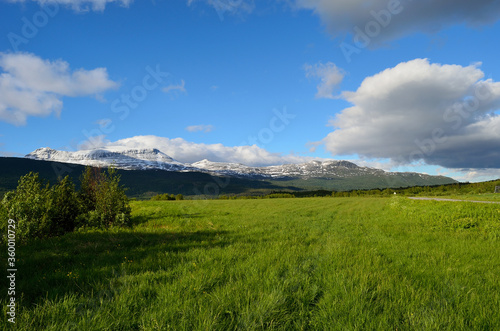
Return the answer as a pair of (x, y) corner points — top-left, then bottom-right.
(26, 147), (192, 171)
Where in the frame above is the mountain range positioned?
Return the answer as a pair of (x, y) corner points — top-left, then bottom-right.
(19, 147), (457, 197)
(26, 147), (453, 181)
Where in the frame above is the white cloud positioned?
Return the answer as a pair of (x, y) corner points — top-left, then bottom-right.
(450, 169), (500, 183)
(102, 135), (315, 166)
(187, 0), (255, 19)
(0, 52), (118, 125)
(295, 0), (500, 44)
(304, 62), (344, 99)
(70, 133), (500, 181)
(162, 80), (187, 96)
(321, 58), (500, 169)
(8, 0), (132, 11)
(185, 124), (215, 133)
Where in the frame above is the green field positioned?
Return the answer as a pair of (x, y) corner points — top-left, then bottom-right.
(2, 197), (500, 330)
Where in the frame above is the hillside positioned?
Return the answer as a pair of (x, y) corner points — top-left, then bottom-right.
(1, 156), (457, 198)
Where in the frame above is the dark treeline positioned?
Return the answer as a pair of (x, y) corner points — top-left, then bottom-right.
(282, 179), (500, 199)
(153, 179), (500, 200)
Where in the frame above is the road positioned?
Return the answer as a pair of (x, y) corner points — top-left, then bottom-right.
(408, 197), (500, 204)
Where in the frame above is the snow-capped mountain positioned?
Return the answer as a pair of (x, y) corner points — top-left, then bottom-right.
(25, 147), (370, 178)
(192, 159), (366, 178)
(26, 147), (193, 172)
(25, 147), (451, 184)
(191, 158), (443, 182)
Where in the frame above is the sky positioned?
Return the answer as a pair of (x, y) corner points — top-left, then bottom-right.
(1, 0), (500, 182)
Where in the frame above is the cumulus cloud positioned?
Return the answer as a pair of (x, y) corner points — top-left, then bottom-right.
(304, 62), (344, 99)
(8, 0), (132, 11)
(185, 124), (215, 133)
(102, 135), (314, 166)
(321, 58), (500, 169)
(0, 52), (118, 125)
(295, 0), (500, 44)
(451, 168), (500, 183)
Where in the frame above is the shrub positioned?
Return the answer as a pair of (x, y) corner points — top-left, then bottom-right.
(48, 176), (80, 236)
(77, 167), (131, 228)
(1, 167), (131, 243)
(151, 193), (176, 201)
(2, 172), (52, 242)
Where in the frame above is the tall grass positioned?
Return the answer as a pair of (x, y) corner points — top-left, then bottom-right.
(2, 197), (500, 330)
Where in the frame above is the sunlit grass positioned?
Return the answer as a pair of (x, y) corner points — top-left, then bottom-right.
(2, 197), (500, 330)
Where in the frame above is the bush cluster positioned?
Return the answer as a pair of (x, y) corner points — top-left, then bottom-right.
(150, 193), (184, 201)
(1, 167), (131, 243)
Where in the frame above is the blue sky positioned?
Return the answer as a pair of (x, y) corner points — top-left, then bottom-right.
(1, 0), (500, 182)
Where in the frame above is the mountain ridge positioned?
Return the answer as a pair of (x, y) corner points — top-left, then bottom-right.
(1, 153), (457, 198)
(25, 147), (454, 185)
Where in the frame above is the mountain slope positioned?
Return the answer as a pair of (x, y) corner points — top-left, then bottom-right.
(0, 157), (299, 198)
(1, 155), (457, 198)
(1, 147), (457, 197)
(25, 147), (456, 186)
(26, 147), (191, 171)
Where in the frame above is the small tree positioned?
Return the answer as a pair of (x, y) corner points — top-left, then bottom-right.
(78, 166), (104, 214)
(48, 176), (80, 236)
(2, 172), (52, 242)
(77, 167), (131, 228)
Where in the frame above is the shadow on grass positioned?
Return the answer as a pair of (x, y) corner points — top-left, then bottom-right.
(8, 228), (231, 308)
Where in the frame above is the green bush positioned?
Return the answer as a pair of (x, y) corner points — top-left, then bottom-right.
(2, 172), (52, 242)
(77, 167), (131, 228)
(48, 176), (80, 236)
(151, 193), (176, 201)
(1, 167), (131, 243)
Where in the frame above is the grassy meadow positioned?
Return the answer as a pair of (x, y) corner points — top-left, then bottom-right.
(2, 196), (500, 330)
